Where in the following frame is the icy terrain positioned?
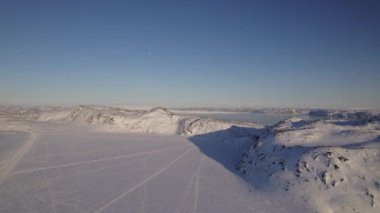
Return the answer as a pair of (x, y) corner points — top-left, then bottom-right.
(0, 105), (379, 212)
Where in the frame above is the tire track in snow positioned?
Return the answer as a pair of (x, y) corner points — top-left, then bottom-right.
(0, 132), (38, 185)
(92, 147), (196, 213)
(12, 144), (193, 175)
(193, 156), (205, 213)
(174, 173), (197, 213)
(174, 155), (206, 213)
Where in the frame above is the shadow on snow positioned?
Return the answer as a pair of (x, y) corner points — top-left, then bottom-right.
(187, 126), (263, 183)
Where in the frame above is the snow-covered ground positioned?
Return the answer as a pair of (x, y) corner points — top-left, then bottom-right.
(0, 105), (379, 212)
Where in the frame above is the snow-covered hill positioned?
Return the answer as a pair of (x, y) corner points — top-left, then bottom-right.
(0, 105), (263, 136)
(238, 117), (380, 212)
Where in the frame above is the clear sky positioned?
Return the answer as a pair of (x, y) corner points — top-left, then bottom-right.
(1, 0), (379, 108)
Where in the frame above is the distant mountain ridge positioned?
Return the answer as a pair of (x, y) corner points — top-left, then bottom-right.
(0, 105), (262, 136)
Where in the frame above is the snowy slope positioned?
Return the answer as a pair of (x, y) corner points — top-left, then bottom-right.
(238, 118), (380, 213)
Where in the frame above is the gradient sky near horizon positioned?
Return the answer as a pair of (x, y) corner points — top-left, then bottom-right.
(1, 0), (379, 108)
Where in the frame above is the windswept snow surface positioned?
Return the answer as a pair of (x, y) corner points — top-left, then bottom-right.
(0, 105), (379, 212)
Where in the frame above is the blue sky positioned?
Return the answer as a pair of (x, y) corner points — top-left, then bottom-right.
(1, 0), (379, 108)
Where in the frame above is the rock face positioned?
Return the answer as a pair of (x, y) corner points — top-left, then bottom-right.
(238, 117), (380, 212)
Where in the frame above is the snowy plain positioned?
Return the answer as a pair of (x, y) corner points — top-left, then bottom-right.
(0, 105), (379, 213)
